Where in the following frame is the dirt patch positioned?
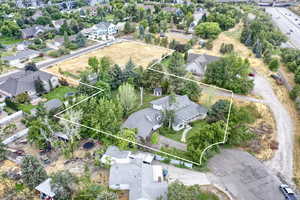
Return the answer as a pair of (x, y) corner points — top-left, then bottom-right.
(45, 41), (172, 79)
(164, 31), (192, 44)
(200, 185), (231, 200)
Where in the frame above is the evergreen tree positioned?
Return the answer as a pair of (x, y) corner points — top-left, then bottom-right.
(21, 155), (48, 189)
(34, 77), (46, 95)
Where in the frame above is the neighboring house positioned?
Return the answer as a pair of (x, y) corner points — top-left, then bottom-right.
(21, 25), (52, 39)
(101, 146), (132, 165)
(109, 160), (168, 200)
(52, 19), (65, 30)
(123, 95), (207, 142)
(46, 35), (76, 49)
(88, 0), (109, 6)
(32, 10), (43, 20)
(0, 70), (59, 98)
(2, 49), (40, 66)
(81, 22), (118, 40)
(43, 99), (63, 112)
(35, 178), (55, 200)
(186, 53), (220, 80)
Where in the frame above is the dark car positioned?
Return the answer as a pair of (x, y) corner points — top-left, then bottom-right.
(279, 184), (297, 200)
(271, 74), (283, 85)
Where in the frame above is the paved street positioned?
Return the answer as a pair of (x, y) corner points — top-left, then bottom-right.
(0, 39), (121, 83)
(208, 149), (285, 200)
(266, 7), (300, 49)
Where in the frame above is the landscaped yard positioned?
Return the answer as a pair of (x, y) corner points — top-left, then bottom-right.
(17, 86), (76, 113)
(0, 37), (23, 45)
(43, 86), (76, 101)
(160, 127), (184, 142)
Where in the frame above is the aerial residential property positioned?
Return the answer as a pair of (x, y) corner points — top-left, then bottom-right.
(0, 0), (299, 200)
(81, 22), (118, 40)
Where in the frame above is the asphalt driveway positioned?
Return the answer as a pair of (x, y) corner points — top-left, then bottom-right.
(208, 149), (285, 200)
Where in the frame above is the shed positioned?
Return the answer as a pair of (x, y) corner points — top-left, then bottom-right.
(35, 178), (55, 200)
(43, 99), (63, 112)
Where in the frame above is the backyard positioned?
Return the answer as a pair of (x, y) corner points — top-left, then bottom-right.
(17, 86), (76, 113)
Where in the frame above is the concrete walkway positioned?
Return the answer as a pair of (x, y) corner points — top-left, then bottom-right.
(181, 126), (192, 143)
(159, 135), (187, 151)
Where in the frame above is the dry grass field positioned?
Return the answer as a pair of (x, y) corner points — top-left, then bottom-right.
(45, 41), (172, 79)
(165, 31), (193, 44)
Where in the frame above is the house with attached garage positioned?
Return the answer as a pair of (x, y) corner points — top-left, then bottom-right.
(20, 25), (53, 39)
(2, 49), (40, 66)
(81, 22), (118, 40)
(0, 70), (59, 98)
(186, 53), (220, 80)
(109, 158), (168, 200)
(122, 95), (208, 142)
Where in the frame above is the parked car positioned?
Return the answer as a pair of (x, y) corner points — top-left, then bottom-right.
(271, 74), (283, 85)
(279, 184), (297, 200)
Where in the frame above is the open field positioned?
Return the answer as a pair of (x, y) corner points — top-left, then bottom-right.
(164, 31), (193, 44)
(45, 41), (172, 79)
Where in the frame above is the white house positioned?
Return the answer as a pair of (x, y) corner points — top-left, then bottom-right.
(109, 160), (168, 200)
(81, 22), (118, 40)
(101, 146), (132, 165)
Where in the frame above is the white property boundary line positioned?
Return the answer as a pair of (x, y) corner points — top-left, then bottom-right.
(49, 44), (234, 166)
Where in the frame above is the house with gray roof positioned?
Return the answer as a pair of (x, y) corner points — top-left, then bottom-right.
(20, 25), (53, 39)
(2, 49), (40, 66)
(109, 160), (168, 200)
(81, 22), (118, 40)
(0, 70), (59, 98)
(186, 53), (220, 80)
(123, 95), (207, 142)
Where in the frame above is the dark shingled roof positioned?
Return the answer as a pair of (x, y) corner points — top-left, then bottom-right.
(43, 99), (63, 112)
(0, 70), (53, 96)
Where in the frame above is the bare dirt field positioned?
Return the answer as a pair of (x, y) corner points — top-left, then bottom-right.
(164, 31), (193, 44)
(45, 41), (172, 78)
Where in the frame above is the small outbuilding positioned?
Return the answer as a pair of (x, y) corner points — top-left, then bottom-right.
(35, 178), (55, 200)
(101, 146), (132, 165)
(43, 99), (63, 112)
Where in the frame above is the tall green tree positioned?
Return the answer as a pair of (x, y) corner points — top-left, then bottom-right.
(187, 121), (225, 162)
(0, 141), (6, 161)
(195, 22), (221, 39)
(204, 54), (254, 94)
(51, 170), (77, 200)
(117, 83), (137, 116)
(117, 128), (137, 150)
(21, 155), (48, 189)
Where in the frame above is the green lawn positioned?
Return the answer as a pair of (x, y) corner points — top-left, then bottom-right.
(43, 86), (76, 101)
(159, 127), (184, 142)
(0, 37), (23, 45)
(18, 104), (37, 113)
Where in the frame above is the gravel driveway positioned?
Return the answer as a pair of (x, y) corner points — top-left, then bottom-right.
(253, 75), (294, 183)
